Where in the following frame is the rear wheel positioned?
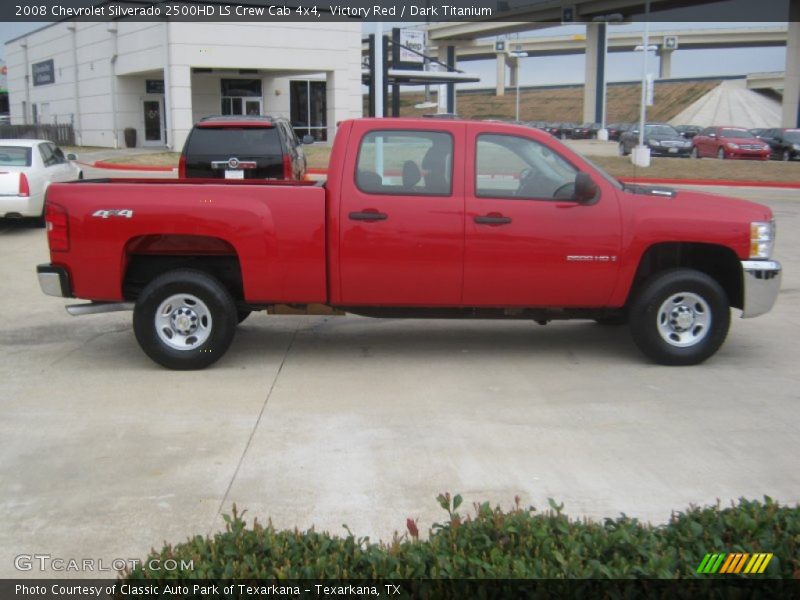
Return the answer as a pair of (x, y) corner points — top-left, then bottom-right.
(629, 269), (730, 366)
(133, 269), (237, 370)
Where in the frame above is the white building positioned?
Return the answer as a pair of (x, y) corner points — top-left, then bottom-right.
(5, 21), (363, 149)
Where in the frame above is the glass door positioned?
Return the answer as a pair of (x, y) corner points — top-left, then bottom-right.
(142, 97), (164, 145)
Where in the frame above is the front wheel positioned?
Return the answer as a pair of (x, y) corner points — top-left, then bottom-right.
(629, 269), (730, 366)
(133, 269), (237, 370)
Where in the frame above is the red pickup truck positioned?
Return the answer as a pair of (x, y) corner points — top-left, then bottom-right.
(37, 118), (781, 369)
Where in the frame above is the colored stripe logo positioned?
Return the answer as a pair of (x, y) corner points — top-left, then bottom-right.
(697, 552), (773, 574)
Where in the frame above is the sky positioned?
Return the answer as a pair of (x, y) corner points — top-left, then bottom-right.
(0, 19), (788, 90)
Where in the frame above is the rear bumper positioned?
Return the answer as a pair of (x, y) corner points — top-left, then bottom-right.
(741, 260), (781, 318)
(0, 194), (42, 218)
(37, 264), (73, 298)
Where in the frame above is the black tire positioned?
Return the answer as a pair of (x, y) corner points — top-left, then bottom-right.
(237, 309), (252, 324)
(619, 142), (628, 156)
(629, 269), (730, 366)
(133, 269), (237, 370)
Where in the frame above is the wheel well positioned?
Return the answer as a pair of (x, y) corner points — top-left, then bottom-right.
(630, 243), (742, 309)
(122, 235), (244, 302)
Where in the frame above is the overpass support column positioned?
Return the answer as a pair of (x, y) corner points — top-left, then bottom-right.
(496, 53), (506, 96)
(783, 0), (800, 127)
(658, 48), (673, 79)
(582, 22), (606, 124)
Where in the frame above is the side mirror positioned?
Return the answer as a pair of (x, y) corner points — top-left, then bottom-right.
(66, 153), (77, 161)
(302, 135), (314, 145)
(574, 172), (598, 204)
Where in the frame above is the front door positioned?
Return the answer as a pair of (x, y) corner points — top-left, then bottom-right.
(463, 125), (621, 308)
(337, 122), (464, 306)
(142, 97), (164, 145)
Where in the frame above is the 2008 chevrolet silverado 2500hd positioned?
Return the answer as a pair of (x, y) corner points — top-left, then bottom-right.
(36, 118), (781, 369)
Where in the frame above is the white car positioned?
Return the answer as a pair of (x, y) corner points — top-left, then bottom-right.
(0, 139), (83, 225)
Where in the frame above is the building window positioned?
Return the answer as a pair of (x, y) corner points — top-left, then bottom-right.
(290, 80), (327, 141)
(221, 79), (262, 115)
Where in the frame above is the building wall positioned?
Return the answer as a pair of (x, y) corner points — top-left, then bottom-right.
(5, 21), (362, 149)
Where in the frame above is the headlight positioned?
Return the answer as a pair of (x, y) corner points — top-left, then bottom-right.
(750, 220), (775, 259)
(727, 142), (740, 149)
(648, 139), (660, 147)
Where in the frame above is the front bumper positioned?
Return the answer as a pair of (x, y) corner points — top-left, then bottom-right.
(741, 260), (781, 318)
(37, 264), (72, 298)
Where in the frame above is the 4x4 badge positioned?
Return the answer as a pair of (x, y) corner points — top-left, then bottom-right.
(92, 209), (133, 219)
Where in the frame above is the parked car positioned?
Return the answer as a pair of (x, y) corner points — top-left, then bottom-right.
(754, 128), (800, 161)
(543, 122), (575, 139)
(691, 126), (771, 160)
(179, 115), (311, 180)
(570, 123), (599, 139)
(605, 123), (630, 141)
(38, 118), (780, 369)
(618, 123), (693, 157)
(750, 128), (770, 139)
(0, 139), (82, 225)
(675, 125), (703, 139)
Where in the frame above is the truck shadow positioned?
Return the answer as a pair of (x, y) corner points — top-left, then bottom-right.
(232, 317), (641, 365)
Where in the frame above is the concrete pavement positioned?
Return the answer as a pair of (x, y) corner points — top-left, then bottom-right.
(0, 190), (798, 579)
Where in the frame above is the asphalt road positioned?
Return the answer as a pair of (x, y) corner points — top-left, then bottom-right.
(1, 183), (798, 578)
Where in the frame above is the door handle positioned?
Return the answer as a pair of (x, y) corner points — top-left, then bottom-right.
(349, 210), (388, 222)
(474, 214), (512, 225)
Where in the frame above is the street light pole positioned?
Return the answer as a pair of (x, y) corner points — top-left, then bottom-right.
(632, 0), (652, 167)
(509, 50), (528, 121)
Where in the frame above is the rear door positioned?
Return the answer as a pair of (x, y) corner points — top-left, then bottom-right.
(184, 125), (285, 179)
(337, 121), (465, 306)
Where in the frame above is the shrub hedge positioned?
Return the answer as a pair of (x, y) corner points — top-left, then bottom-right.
(124, 494), (798, 580)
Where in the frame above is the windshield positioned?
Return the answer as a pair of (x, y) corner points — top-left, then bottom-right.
(720, 128), (755, 139)
(784, 130), (800, 143)
(0, 146), (32, 167)
(582, 156), (623, 190)
(645, 125), (679, 137)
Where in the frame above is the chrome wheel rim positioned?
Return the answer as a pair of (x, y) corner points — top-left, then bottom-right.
(155, 293), (212, 351)
(656, 292), (711, 348)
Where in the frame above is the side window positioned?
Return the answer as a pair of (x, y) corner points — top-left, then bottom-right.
(475, 134), (578, 200)
(356, 130), (452, 196)
(39, 143), (57, 167)
(50, 144), (66, 164)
